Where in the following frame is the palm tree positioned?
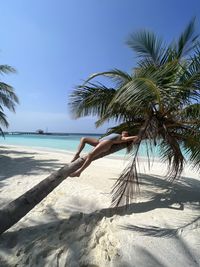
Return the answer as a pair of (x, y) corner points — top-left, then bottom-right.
(2, 19), (200, 235)
(0, 64), (19, 135)
(69, 18), (200, 206)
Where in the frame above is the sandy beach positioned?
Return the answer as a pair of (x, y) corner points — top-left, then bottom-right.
(0, 145), (199, 267)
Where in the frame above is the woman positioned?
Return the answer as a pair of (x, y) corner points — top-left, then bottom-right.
(70, 131), (140, 177)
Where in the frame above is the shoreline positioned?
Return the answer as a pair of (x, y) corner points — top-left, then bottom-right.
(0, 145), (199, 266)
(0, 143), (164, 162)
(0, 144), (198, 173)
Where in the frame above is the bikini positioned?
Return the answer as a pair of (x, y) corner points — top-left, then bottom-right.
(99, 133), (121, 142)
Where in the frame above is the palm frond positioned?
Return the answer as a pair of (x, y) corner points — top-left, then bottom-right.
(0, 127), (5, 137)
(83, 69), (132, 88)
(178, 104), (200, 120)
(0, 110), (9, 128)
(0, 82), (19, 111)
(187, 42), (200, 74)
(126, 30), (165, 66)
(94, 105), (133, 127)
(175, 17), (198, 58)
(182, 134), (200, 171)
(111, 77), (160, 113)
(0, 82), (19, 100)
(111, 116), (154, 206)
(111, 151), (140, 206)
(69, 82), (116, 119)
(0, 63), (18, 131)
(159, 124), (185, 181)
(0, 65), (16, 75)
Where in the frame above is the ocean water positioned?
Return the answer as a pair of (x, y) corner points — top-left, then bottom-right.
(0, 133), (97, 153)
(0, 133), (160, 158)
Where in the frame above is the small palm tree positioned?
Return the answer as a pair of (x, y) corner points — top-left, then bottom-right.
(69, 18), (200, 206)
(0, 64), (19, 135)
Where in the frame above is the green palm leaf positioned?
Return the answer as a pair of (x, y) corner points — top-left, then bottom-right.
(0, 65), (16, 75)
(175, 17), (199, 58)
(126, 30), (165, 65)
(0, 110), (9, 127)
(0, 63), (18, 134)
(69, 82), (116, 119)
(183, 135), (200, 171)
(84, 69), (132, 87)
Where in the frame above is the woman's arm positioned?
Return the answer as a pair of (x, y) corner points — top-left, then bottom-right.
(112, 135), (141, 144)
(120, 135), (140, 142)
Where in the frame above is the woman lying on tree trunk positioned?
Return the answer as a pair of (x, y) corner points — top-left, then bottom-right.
(70, 131), (140, 177)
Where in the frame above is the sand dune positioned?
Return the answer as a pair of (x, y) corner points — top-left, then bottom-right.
(0, 145), (199, 266)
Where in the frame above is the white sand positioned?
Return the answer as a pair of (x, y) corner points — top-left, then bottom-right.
(0, 145), (199, 267)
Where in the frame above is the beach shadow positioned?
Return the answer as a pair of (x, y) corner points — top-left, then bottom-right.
(0, 148), (64, 183)
(43, 173), (200, 221)
(0, 211), (118, 266)
(120, 214), (200, 237)
(120, 218), (200, 266)
(131, 246), (168, 267)
(0, 196), (199, 266)
(0, 204), (170, 267)
(0, 146), (37, 155)
(102, 174), (200, 216)
(0, 174), (200, 266)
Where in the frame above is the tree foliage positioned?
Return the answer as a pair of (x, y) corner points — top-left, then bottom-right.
(69, 18), (200, 206)
(0, 64), (18, 135)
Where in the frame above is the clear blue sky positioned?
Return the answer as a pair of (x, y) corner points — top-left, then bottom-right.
(1, 0), (200, 133)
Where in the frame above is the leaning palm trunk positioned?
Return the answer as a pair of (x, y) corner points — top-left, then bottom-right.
(0, 143), (128, 235)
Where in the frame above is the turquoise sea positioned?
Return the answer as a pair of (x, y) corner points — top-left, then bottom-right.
(0, 133), (191, 160)
(0, 133), (160, 158)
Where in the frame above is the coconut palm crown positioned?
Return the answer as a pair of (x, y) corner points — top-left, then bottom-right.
(69, 18), (200, 206)
(0, 64), (18, 135)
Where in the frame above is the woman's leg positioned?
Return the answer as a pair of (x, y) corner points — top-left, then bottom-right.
(71, 137), (99, 162)
(70, 140), (113, 177)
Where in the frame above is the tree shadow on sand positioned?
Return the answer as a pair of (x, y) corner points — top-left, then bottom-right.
(0, 146), (37, 155)
(0, 206), (170, 267)
(107, 174), (200, 215)
(0, 148), (64, 182)
(0, 174), (200, 266)
(119, 175), (200, 236)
